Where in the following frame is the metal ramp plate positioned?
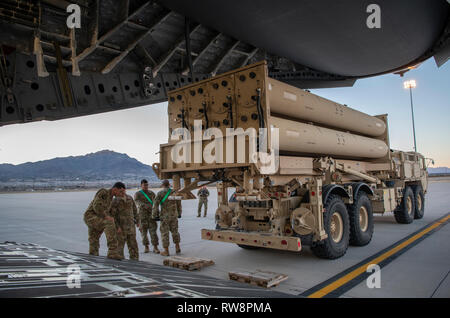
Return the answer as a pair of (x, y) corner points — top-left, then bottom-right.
(163, 256), (214, 271)
(228, 270), (289, 288)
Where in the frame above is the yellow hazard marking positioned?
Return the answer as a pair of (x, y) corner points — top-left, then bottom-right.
(308, 214), (450, 298)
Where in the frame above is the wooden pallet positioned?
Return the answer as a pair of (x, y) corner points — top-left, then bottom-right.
(163, 256), (215, 271)
(228, 270), (288, 288)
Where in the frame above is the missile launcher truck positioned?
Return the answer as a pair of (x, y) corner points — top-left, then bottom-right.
(152, 61), (429, 259)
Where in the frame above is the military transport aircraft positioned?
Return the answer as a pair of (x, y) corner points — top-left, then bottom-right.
(0, 0), (449, 127)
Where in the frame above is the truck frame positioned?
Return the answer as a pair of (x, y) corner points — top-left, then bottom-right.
(152, 61), (429, 259)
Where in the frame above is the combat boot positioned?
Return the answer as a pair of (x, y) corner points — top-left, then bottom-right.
(107, 253), (123, 260)
(175, 243), (181, 254)
(144, 245), (150, 253)
(160, 248), (170, 256)
(153, 245), (160, 254)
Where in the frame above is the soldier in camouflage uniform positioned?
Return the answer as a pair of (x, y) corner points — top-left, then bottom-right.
(197, 186), (210, 217)
(110, 193), (139, 260)
(134, 179), (160, 254)
(152, 179), (182, 256)
(83, 182), (125, 260)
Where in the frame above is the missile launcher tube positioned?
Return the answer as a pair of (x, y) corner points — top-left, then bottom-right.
(267, 78), (386, 137)
(270, 116), (389, 159)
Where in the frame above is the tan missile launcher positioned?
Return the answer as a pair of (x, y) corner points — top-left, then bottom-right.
(153, 61), (429, 259)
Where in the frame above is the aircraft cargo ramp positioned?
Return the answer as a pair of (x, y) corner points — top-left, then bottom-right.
(0, 242), (290, 298)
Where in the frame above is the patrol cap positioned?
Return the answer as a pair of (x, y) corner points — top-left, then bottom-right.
(161, 179), (170, 187)
(113, 182), (126, 189)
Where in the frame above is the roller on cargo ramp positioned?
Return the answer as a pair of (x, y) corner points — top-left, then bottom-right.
(0, 242), (291, 298)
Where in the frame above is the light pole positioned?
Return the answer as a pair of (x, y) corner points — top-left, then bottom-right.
(403, 80), (417, 154)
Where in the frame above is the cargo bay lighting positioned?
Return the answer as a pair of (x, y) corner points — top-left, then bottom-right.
(404, 80), (417, 153)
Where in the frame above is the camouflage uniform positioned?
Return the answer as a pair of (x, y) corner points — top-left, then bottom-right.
(110, 194), (139, 260)
(134, 189), (158, 247)
(83, 188), (119, 258)
(197, 188), (210, 217)
(152, 188), (182, 249)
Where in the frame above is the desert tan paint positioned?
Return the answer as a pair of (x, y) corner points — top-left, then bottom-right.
(271, 117), (389, 158)
(267, 78), (386, 137)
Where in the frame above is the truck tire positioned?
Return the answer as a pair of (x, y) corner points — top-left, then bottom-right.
(394, 186), (415, 224)
(311, 194), (350, 259)
(348, 192), (374, 246)
(413, 186), (425, 219)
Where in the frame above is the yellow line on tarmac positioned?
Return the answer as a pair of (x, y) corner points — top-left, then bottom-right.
(308, 214), (450, 298)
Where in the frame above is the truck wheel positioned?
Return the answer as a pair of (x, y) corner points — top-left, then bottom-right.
(311, 194), (350, 259)
(348, 192), (374, 246)
(237, 244), (260, 250)
(413, 186), (425, 219)
(394, 186), (415, 224)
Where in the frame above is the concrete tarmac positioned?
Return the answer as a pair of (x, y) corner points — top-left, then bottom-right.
(0, 181), (449, 297)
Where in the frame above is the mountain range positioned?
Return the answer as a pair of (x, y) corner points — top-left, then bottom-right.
(0, 150), (447, 182)
(0, 150), (158, 182)
(427, 167), (450, 175)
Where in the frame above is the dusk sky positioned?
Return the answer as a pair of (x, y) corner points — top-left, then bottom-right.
(0, 58), (449, 167)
